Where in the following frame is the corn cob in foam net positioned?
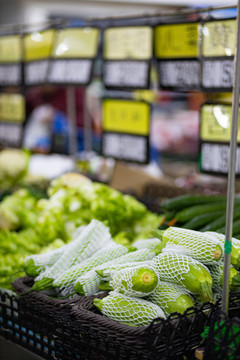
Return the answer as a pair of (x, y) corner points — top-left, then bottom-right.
(74, 261), (152, 296)
(24, 226), (85, 277)
(153, 252), (213, 302)
(153, 227), (223, 265)
(74, 249), (156, 296)
(204, 231), (240, 268)
(106, 264), (159, 297)
(52, 243), (128, 296)
(132, 238), (164, 254)
(208, 261), (240, 294)
(93, 291), (166, 326)
(31, 220), (113, 292)
(147, 281), (194, 316)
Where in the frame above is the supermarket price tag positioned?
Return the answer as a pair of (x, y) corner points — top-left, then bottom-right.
(103, 60), (150, 89)
(159, 60), (201, 89)
(0, 122), (23, 148)
(155, 23), (199, 59)
(202, 19), (236, 57)
(0, 93), (25, 123)
(102, 133), (149, 164)
(103, 99), (150, 136)
(102, 99), (150, 164)
(199, 142), (240, 175)
(103, 26), (152, 60)
(0, 34), (22, 86)
(48, 27), (99, 85)
(51, 28), (100, 59)
(202, 59), (234, 90)
(24, 60), (49, 85)
(48, 59), (92, 85)
(23, 29), (55, 86)
(200, 104), (240, 142)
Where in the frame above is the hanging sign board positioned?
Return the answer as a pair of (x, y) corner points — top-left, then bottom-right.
(103, 26), (152, 90)
(199, 103), (240, 175)
(0, 35), (22, 86)
(0, 93), (25, 148)
(202, 19), (236, 91)
(154, 22), (201, 90)
(23, 29), (55, 86)
(102, 99), (150, 164)
(48, 27), (100, 85)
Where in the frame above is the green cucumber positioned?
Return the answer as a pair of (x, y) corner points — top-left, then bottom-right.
(216, 219), (240, 236)
(175, 202), (232, 224)
(200, 208), (240, 232)
(161, 194), (228, 212)
(183, 211), (224, 230)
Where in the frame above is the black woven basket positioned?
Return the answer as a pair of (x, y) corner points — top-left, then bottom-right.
(0, 288), (55, 359)
(203, 310), (240, 360)
(52, 293), (216, 360)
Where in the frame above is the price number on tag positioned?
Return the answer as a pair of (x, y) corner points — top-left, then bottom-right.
(200, 143), (240, 175)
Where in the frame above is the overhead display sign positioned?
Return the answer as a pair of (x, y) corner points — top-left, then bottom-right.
(103, 26), (152, 89)
(202, 19), (236, 91)
(199, 103), (240, 175)
(0, 35), (22, 86)
(0, 93), (25, 148)
(48, 27), (100, 85)
(23, 29), (55, 86)
(102, 99), (150, 164)
(155, 22), (201, 90)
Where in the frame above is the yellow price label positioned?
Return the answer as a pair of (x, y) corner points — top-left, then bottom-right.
(201, 104), (240, 142)
(155, 23), (199, 59)
(0, 94), (25, 123)
(202, 19), (236, 57)
(24, 29), (55, 61)
(104, 26), (152, 60)
(103, 99), (150, 136)
(0, 35), (22, 63)
(52, 28), (100, 58)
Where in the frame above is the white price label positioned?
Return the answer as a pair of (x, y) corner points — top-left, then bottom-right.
(48, 59), (92, 84)
(202, 59), (234, 89)
(159, 60), (201, 88)
(201, 143), (240, 174)
(103, 133), (148, 163)
(0, 122), (22, 147)
(24, 60), (49, 85)
(0, 64), (21, 85)
(104, 61), (149, 88)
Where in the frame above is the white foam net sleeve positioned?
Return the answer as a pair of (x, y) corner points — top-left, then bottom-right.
(109, 264), (158, 297)
(100, 291), (166, 326)
(98, 260), (153, 281)
(133, 238), (162, 251)
(162, 227), (223, 265)
(74, 269), (101, 296)
(53, 243), (128, 293)
(36, 219), (113, 281)
(153, 252), (210, 290)
(204, 231), (240, 249)
(147, 281), (193, 315)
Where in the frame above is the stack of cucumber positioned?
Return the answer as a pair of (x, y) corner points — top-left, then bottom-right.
(160, 194), (240, 238)
(21, 218), (240, 327)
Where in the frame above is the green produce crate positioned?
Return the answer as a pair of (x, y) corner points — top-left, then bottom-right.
(203, 310), (240, 360)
